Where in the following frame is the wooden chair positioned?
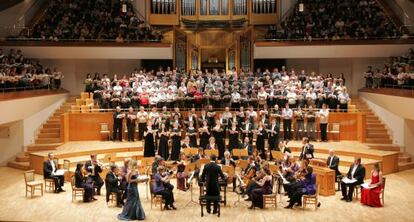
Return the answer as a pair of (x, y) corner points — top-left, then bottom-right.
(63, 159), (71, 182)
(107, 192), (118, 206)
(232, 149), (248, 160)
(71, 175), (84, 202)
(24, 170), (43, 198)
(71, 105), (81, 113)
(221, 165), (235, 184)
(302, 184), (320, 210)
(204, 149), (218, 157)
(263, 176), (278, 209)
(196, 158), (210, 169)
(149, 179), (164, 210)
(381, 177), (386, 205)
(44, 178), (55, 192)
(329, 123), (340, 141)
(183, 148), (198, 157)
(100, 123), (111, 141)
(354, 184), (361, 200)
(271, 151), (285, 162)
(75, 99), (84, 106)
(237, 159), (249, 170)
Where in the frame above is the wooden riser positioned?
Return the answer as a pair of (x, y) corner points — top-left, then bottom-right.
(40, 128), (60, 134)
(27, 143), (62, 151)
(368, 145), (401, 152)
(365, 138), (393, 144)
(35, 138), (61, 144)
(367, 133), (390, 138)
(398, 162), (414, 171)
(366, 129), (388, 134)
(38, 133), (60, 138)
(16, 156), (29, 162)
(366, 123), (386, 128)
(7, 161), (30, 171)
(43, 123), (60, 128)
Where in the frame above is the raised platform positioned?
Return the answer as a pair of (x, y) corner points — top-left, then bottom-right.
(29, 141), (144, 174)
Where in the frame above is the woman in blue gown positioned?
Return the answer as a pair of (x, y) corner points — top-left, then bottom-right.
(118, 160), (148, 221)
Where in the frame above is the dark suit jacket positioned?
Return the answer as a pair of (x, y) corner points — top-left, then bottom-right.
(241, 142), (253, 155)
(201, 162), (225, 196)
(327, 155), (341, 176)
(346, 164), (365, 185)
(43, 160), (58, 178)
(85, 160), (103, 178)
(299, 144), (314, 160)
(220, 158), (236, 167)
(105, 171), (120, 202)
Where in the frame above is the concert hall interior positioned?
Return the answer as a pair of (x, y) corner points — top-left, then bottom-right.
(1, 0), (414, 221)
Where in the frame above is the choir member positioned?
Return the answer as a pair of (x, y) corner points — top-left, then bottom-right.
(137, 106), (148, 140)
(157, 123), (170, 161)
(305, 106), (317, 141)
(43, 152), (65, 193)
(282, 103), (293, 140)
(126, 107), (136, 142)
(212, 120), (226, 158)
(170, 122), (182, 161)
(255, 121), (267, 160)
(327, 149), (341, 178)
(318, 104), (329, 142)
(85, 154), (104, 195)
(267, 118), (279, 160)
(143, 121), (157, 157)
(113, 106), (125, 142)
(199, 120), (210, 149)
(294, 106), (305, 140)
(187, 121), (198, 147)
(228, 121), (240, 152)
(241, 117), (253, 144)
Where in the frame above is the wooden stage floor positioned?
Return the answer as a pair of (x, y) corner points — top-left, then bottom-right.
(1, 166), (414, 222)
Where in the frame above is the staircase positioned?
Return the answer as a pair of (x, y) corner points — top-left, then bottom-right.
(7, 96), (77, 170)
(351, 96), (414, 171)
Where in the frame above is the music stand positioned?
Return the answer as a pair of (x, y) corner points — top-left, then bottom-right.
(184, 163), (198, 207)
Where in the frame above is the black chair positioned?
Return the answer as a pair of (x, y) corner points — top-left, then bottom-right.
(199, 195), (222, 217)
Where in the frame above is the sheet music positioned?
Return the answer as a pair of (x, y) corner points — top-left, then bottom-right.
(138, 175), (149, 181)
(342, 177), (357, 184)
(53, 169), (66, 176)
(361, 183), (377, 189)
(278, 171), (289, 184)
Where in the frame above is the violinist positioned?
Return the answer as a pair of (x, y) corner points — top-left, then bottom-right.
(154, 166), (176, 210)
(239, 156), (259, 199)
(85, 154), (104, 195)
(284, 160), (309, 199)
(285, 166), (317, 209)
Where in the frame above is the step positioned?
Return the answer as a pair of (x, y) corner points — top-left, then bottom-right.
(366, 133), (390, 138)
(27, 143), (62, 152)
(398, 162), (414, 171)
(366, 123), (386, 128)
(37, 132), (60, 138)
(366, 128), (388, 134)
(365, 138), (393, 144)
(399, 153), (412, 163)
(16, 155), (29, 162)
(35, 138), (61, 144)
(43, 123), (60, 128)
(40, 128), (60, 133)
(7, 161), (31, 171)
(46, 120), (60, 125)
(367, 144), (401, 152)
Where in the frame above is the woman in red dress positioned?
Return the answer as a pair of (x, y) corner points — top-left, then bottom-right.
(361, 163), (383, 207)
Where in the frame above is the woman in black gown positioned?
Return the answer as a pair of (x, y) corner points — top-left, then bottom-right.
(144, 121), (157, 157)
(228, 121), (240, 152)
(199, 120), (210, 149)
(74, 163), (95, 202)
(212, 120), (225, 159)
(255, 122), (267, 160)
(187, 121), (198, 147)
(157, 123), (170, 161)
(170, 122), (182, 161)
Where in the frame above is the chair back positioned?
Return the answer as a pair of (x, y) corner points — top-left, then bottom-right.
(63, 160), (70, 170)
(183, 148), (198, 157)
(271, 151), (284, 161)
(221, 165), (235, 178)
(149, 179), (156, 195)
(184, 162), (197, 174)
(24, 170), (35, 184)
(268, 164), (278, 175)
(382, 177), (386, 189)
(71, 105), (81, 113)
(100, 123), (109, 132)
(196, 158), (210, 168)
(205, 149), (218, 157)
(331, 123), (340, 132)
(71, 175), (76, 188)
(237, 159), (249, 170)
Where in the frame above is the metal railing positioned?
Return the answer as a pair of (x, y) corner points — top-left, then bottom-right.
(256, 35), (414, 42)
(384, 0), (414, 32)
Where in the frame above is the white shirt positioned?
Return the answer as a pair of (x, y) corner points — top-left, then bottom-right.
(50, 160), (56, 173)
(319, 108), (329, 124)
(282, 108), (293, 119)
(351, 164), (359, 179)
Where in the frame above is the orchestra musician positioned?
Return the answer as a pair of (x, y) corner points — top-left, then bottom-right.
(239, 156), (260, 199)
(105, 165), (123, 207)
(240, 137), (253, 157)
(113, 106), (125, 142)
(120, 159), (130, 200)
(327, 149), (341, 178)
(278, 155), (299, 194)
(283, 159), (309, 199)
(299, 137), (314, 161)
(248, 166), (273, 209)
(285, 166), (318, 209)
(154, 166), (177, 210)
(176, 153), (189, 191)
(74, 163), (96, 202)
(85, 154), (104, 195)
(43, 152), (65, 193)
(136, 106), (148, 141)
(126, 107), (136, 142)
(341, 157), (365, 202)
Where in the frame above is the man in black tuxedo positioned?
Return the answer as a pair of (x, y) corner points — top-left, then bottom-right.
(327, 149), (341, 178)
(105, 165), (123, 207)
(267, 118), (280, 160)
(241, 137), (253, 157)
(340, 157), (365, 202)
(200, 154), (226, 214)
(43, 153), (65, 193)
(113, 106), (124, 141)
(299, 137), (314, 160)
(85, 154), (104, 195)
(241, 119), (254, 144)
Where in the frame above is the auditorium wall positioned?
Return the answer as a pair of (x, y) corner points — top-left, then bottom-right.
(38, 59), (142, 95)
(0, 121), (23, 166)
(0, 0), (37, 37)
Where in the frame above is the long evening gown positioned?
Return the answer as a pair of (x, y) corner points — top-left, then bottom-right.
(170, 129), (181, 161)
(187, 127), (198, 147)
(157, 132), (169, 161)
(361, 172), (383, 207)
(199, 128), (209, 149)
(144, 129), (156, 157)
(118, 173), (145, 220)
(256, 128), (266, 159)
(228, 129), (240, 152)
(213, 129), (225, 158)
(250, 179), (273, 208)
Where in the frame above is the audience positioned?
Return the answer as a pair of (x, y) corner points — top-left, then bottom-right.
(365, 48), (414, 88)
(22, 0), (162, 42)
(265, 0), (408, 41)
(0, 48), (62, 91)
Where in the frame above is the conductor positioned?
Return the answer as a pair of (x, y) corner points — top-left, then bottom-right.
(200, 154), (226, 215)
